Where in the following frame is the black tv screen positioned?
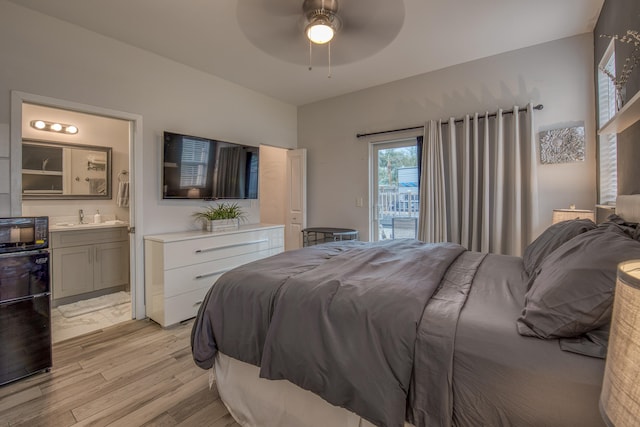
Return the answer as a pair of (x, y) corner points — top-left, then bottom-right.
(162, 131), (259, 200)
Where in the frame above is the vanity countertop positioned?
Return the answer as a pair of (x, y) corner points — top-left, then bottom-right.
(50, 220), (128, 232)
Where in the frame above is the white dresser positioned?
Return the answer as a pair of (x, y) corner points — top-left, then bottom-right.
(144, 223), (284, 327)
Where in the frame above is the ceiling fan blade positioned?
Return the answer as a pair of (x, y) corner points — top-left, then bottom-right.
(237, 0), (301, 18)
(237, 0), (405, 67)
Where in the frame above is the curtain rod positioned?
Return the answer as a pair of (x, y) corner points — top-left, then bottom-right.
(356, 104), (544, 139)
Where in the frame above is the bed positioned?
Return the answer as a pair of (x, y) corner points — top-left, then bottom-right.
(191, 195), (640, 427)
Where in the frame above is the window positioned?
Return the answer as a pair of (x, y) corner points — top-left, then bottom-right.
(597, 40), (618, 205)
(370, 139), (419, 241)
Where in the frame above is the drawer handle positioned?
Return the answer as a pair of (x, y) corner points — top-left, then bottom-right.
(195, 239), (269, 254)
(195, 268), (231, 279)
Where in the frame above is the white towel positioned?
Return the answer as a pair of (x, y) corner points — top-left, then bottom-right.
(117, 181), (129, 207)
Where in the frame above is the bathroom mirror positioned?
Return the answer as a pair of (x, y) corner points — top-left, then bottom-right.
(21, 140), (112, 199)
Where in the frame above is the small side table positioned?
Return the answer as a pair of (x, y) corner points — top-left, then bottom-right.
(551, 208), (595, 224)
(302, 227), (359, 247)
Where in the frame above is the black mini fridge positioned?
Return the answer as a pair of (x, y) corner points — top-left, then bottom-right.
(0, 217), (51, 386)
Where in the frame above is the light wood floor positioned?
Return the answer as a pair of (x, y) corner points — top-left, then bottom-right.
(0, 319), (240, 427)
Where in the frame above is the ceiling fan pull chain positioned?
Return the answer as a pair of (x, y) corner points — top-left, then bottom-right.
(328, 41), (332, 78)
(309, 40), (313, 71)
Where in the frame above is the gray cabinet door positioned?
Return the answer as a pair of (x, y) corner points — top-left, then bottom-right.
(52, 245), (93, 299)
(94, 241), (129, 290)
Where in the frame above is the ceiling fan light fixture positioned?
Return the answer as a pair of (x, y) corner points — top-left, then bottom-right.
(306, 15), (334, 44)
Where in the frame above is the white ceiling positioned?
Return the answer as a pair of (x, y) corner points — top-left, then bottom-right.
(10, 0), (604, 106)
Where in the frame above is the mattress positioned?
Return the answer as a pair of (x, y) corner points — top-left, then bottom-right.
(215, 353), (413, 427)
(452, 253), (605, 426)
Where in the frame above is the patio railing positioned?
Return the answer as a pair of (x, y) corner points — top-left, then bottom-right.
(377, 187), (419, 240)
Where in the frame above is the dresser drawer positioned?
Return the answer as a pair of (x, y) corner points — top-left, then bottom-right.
(164, 248), (275, 298)
(163, 229), (280, 269)
(163, 287), (210, 327)
(144, 224), (284, 327)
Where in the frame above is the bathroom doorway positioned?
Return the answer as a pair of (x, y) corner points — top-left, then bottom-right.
(10, 91), (143, 343)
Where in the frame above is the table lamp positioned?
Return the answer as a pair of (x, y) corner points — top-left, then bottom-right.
(600, 260), (640, 426)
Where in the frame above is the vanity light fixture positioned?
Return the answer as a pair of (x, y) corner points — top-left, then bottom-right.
(30, 120), (78, 135)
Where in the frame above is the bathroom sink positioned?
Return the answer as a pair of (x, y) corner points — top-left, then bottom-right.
(103, 220), (125, 225)
(51, 221), (127, 230)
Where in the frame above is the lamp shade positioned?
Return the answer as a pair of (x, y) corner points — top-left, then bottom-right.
(600, 260), (640, 426)
(552, 208), (595, 224)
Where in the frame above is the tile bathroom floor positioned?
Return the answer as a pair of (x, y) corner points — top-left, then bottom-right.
(51, 299), (132, 344)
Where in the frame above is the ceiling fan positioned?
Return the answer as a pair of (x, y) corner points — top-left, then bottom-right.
(236, 0), (405, 73)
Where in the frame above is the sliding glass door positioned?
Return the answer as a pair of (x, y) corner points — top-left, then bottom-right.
(370, 139), (419, 241)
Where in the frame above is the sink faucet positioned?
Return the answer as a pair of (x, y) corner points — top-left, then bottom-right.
(79, 209), (85, 224)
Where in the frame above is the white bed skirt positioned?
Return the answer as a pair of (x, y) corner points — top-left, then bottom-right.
(215, 352), (414, 427)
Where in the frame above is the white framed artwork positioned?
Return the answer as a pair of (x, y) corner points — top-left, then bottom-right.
(539, 126), (585, 164)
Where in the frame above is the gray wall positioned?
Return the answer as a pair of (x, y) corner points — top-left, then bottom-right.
(594, 0), (640, 196)
(0, 0), (297, 232)
(299, 34), (597, 242)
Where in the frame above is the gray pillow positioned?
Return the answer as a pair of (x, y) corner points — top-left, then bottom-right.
(559, 325), (609, 359)
(522, 218), (596, 278)
(598, 213), (640, 240)
(517, 225), (640, 339)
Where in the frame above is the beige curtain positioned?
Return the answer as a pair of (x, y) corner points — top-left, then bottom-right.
(214, 146), (245, 198)
(418, 104), (538, 256)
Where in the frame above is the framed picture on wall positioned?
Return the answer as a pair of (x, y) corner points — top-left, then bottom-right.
(539, 126), (585, 164)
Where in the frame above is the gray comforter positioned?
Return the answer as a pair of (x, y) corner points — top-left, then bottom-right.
(192, 239), (485, 427)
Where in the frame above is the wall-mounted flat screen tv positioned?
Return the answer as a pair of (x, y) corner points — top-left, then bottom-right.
(162, 131), (259, 200)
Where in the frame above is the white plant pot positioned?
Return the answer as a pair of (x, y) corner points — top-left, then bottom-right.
(205, 218), (240, 232)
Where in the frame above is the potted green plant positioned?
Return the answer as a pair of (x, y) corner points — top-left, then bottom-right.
(193, 202), (246, 232)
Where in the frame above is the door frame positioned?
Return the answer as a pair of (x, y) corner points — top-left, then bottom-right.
(10, 91), (145, 319)
(258, 145), (307, 251)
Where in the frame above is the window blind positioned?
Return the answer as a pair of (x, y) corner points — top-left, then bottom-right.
(598, 52), (618, 205)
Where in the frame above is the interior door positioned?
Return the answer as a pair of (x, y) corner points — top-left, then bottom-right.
(285, 148), (307, 250)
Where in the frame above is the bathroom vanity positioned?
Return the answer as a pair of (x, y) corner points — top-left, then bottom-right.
(49, 223), (129, 305)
